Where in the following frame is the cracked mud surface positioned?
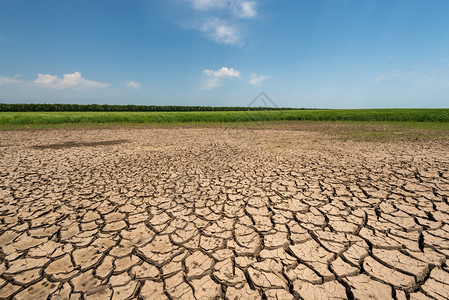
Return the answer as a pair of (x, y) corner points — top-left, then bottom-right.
(0, 126), (448, 299)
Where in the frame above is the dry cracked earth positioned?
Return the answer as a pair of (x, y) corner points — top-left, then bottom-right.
(0, 125), (449, 300)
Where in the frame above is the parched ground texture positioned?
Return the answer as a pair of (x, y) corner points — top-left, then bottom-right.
(0, 125), (449, 300)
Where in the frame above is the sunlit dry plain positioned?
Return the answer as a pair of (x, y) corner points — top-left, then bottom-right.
(0, 123), (448, 299)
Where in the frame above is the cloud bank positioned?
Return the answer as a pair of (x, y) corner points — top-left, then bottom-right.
(0, 75), (24, 85)
(33, 72), (109, 89)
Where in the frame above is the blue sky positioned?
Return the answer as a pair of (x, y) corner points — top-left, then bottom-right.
(1, 0), (448, 108)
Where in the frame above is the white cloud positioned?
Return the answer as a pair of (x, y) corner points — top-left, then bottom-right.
(186, 0), (258, 18)
(125, 80), (142, 89)
(34, 74), (59, 86)
(181, 0), (259, 46)
(201, 67), (241, 90)
(204, 67), (241, 78)
(199, 18), (242, 45)
(33, 72), (109, 89)
(189, 0), (227, 10)
(249, 73), (268, 86)
(0, 75), (24, 85)
(234, 1), (257, 18)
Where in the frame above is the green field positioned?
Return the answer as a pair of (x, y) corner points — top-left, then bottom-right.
(1, 109), (449, 128)
(1, 109), (448, 143)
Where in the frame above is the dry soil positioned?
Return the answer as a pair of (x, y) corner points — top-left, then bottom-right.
(0, 126), (448, 299)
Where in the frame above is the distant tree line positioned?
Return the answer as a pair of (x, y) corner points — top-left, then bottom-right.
(0, 103), (301, 112)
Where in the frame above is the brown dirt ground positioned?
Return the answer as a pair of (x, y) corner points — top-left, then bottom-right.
(0, 124), (448, 299)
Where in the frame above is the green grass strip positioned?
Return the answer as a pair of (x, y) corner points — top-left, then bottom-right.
(0, 109), (448, 126)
